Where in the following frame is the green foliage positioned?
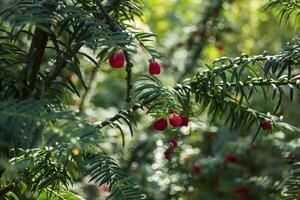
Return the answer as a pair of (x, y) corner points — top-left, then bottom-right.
(0, 0), (152, 198)
(134, 39), (300, 134)
(265, 0), (300, 25)
(87, 154), (146, 200)
(0, 100), (144, 199)
(1, 0), (300, 199)
(135, 75), (188, 116)
(282, 161), (300, 200)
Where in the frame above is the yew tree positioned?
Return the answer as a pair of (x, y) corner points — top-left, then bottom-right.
(1, 0), (300, 200)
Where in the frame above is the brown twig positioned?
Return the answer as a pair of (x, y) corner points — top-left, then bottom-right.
(0, 185), (13, 197)
(123, 51), (133, 102)
(95, 0), (134, 102)
(78, 65), (99, 114)
(46, 44), (83, 81)
(20, 27), (49, 99)
(19, 2), (58, 99)
(27, 28), (49, 89)
(179, 0), (223, 81)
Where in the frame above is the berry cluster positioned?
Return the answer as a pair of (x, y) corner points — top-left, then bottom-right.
(153, 114), (189, 131)
(109, 52), (161, 75)
(152, 114), (189, 162)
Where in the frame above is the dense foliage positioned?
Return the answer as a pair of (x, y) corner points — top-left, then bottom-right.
(1, 0), (300, 199)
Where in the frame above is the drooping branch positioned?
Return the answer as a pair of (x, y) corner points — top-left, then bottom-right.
(96, 0), (135, 102)
(17, 1), (60, 99)
(95, 103), (142, 129)
(124, 51), (133, 102)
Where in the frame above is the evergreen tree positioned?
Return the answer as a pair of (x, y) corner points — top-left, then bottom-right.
(1, 0), (300, 199)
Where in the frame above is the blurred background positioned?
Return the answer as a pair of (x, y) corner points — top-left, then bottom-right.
(70, 0), (300, 199)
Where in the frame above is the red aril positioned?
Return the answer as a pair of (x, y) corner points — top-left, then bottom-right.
(169, 114), (182, 127)
(170, 138), (178, 148)
(109, 52), (125, 68)
(153, 118), (167, 131)
(180, 116), (189, 126)
(149, 60), (161, 75)
(164, 147), (173, 160)
(260, 120), (272, 131)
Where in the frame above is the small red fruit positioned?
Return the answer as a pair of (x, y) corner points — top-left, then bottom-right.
(153, 118), (168, 131)
(235, 186), (249, 195)
(224, 154), (239, 164)
(169, 114), (182, 127)
(260, 120), (272, 131)
(194, 164), (201, 173)
(149, 61), (161, 75)
(170, 138), (178, 148)
(109, 52), (125, 68)
(164, 147), (173, 160)
(180, 116), (189, 126)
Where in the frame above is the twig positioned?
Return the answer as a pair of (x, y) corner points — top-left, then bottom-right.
(95, 0), (134, 102)
(46, 44), (83, 81)
(123, 51), (133, 102)
(179, 0), (223, 81)
(78, 65), (99, 114)
(20, 27), (49, 99)
(27, 28), (49, 89)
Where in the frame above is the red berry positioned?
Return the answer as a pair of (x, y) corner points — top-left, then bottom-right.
(235, 186), (249, 195)
(170, 138), (178, 148)
(103, 184), (111, 193)
(109, 52), (125, 68)
(180, 116), (189, 126)
(149, 61), (161, 75)
(169, 114), (182, 127)
(260, 120), (272, 131)
(164, 147), (173, 160)
(153, 118), (168, 131)
(194, 164), (201, 173)
(224, 154), (239, 164)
